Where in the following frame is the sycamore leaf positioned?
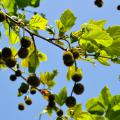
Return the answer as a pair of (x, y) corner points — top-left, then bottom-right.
(80, 20), (113, 48)
(55, 87), (67, 106)
(104, 26), (120, 57)
(40, 70), (57, 88)
(1, 0), (17, 13)
(89, 19), (107, 29)
(72, 111), (93, 120)
(21, 58), (29, 67)
(91, 115), (105, 120)
(81, 30), (113, 48)
(28, 51), (39, 73)
(98, 86), (112, 110)
(67, 104), (82, 118)
(70, 31), (82, 43)
(106, 26), (120, 40)
(97, 50), (110, 66)
(29, 14), (48, 30)
(56, 20), (66, 37)
(86, 98), (105, 115)
(106, 95), (120, 120)
(37, 51), (47, 62)
(6, 30), (20, 44)
(60, 9), (77, 31)
(11, 47), (17, 56)
(80, 39), (98, 53)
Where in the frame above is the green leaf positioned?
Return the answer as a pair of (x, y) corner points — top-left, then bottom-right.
(89, 19), (107, 29)
(86, 98), (105, 115)
(6, 30), (20, 44)
(28, 51), (39, 73)
(98, 86), (112, 110)
(67, 66), (82, 81)
(16, 0), (40, 8)
(56, 20), (66, 37)
(37, 51), (47, 62)
(60, 9), (77, 31)
(40, 70), (57, 88)
(110, 95), (120, 108)
(55, 87), (67, 106)
(104, 26), (120, 57)
(81, 30), (113, 48)
(106, 26), (120, 40)
(28, 50), (47, 73)
(70, 31), (82, 43)
(91, 115), (105, 120)
(80, 39), (98, 53)
(1, 0), (17, 14)
(67, 104), (82, 118)
(73, 111), (93, 120)
(29, 14), (48, 30)
(97, 50), (110, 66)
(105, 41), (120, 57)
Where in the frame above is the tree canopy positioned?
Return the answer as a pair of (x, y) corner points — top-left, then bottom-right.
(0, 0), (120, 120)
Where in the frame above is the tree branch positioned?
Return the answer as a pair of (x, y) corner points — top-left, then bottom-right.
(2, 11), (67, 51)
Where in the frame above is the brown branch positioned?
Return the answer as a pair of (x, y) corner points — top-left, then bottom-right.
(2, 11), (67, 51)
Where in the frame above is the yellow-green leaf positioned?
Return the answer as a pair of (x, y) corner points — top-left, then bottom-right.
(97, 50), (110, 66)
(60, 9), (77, 31)
(29, 14), (48, 30)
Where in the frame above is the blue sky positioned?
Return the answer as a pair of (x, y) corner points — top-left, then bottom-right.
(0, 0), (120, 120)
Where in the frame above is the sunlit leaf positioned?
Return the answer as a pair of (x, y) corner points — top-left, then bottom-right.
(55, 87), (67, 106)
(40, 70), (57, 88)
(29, 14), (48, 30)
(98, 86), (112, 110)
(60, 9), (77, 31)
(97, 50), (110, 66)
(86, 98), (105, 115)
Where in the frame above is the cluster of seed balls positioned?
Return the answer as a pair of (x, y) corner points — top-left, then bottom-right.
(63, 50), (84, 108)
(0, 35), (42, 110)
(47, 94), (64, 117)
(94, 0), (120, 10)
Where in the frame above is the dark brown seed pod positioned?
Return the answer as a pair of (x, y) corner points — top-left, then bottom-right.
(30, 87), (36, 95)
(18, 103), (25, 111)
(65, 96), (76, 107)
(24, 96), (32, 105)
(94, 0), (103, 7)
(10, 74), (17, 81)
(0, 11), (6, 22)
(20, 36), (31, 48)
(63, 51), (74, 67)
(71, 49), (80, 59)
(5, 57), (16, 68)
(117, 5), (120, 11)
(73, 83), (84, 95)
(48, 94), (55, 102)
(1, 47), (12, 59)
(48, 101), (56, 108)
(19, 83), (29, 94)
(15, 70), (22, 77)
(27, 73), (40, 87)
(72, 72), (82, 82)
(18, 48), (29, 59)
(56, 109), (63, 117)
